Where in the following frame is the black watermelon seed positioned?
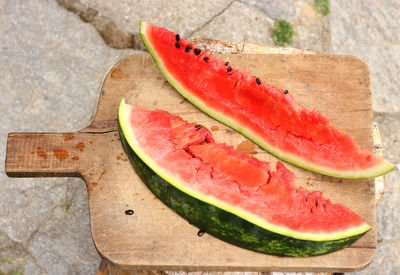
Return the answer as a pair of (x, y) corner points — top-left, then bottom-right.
(284, 90), (289, 94)
(194, 48), (201, 55)
(185, 46), (192, 52)
(227, 66), (232, 73)
(195, 124), (202, 131)
(125, 209), (134, 215)
(256, 78), (261, 85)
(203, 56), (209, 62)
(175, 34), (180, 42)
(197, 230), (205, 237)
(175, 42), (180, 48)
(225, 62), (229, 66)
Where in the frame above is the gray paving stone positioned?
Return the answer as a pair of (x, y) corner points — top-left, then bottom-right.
(75, 0), (330, 53)
(291, 1), (330, 53)
(79, 0), (233, 37)
(354, 238), (400, 274)
(377, 183), (400, 240)
(193, 1), (275, 45)
(352, 114), (400, 273)
(374, 113), (400, 240)
(194, 0), (329, 52)
(0, 232), (25, 274)
(331, 3), (400, 267)
(0, 0), (138, 273)
(26, 189), (100, 274)
(366, 170), (400, 274)
(240, 0), (299, 22)
(240, 0), (330, 53)
(330, 0), (400, 113)
(375, 113), (400, 164)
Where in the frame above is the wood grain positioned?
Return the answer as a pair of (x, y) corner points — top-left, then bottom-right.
(6, 53), (376, 272)
(97, 258), (336, 275)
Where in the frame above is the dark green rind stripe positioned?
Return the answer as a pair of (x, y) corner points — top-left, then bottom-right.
(119, 125), (367, 257)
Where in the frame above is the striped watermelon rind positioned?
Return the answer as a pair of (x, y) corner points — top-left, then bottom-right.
(118, 99), (370, 257)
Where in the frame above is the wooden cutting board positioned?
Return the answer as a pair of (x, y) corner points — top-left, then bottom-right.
(5, 53), (376, 272)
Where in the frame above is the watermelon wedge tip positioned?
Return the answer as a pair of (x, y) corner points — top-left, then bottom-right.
(139, 21), (396, 179)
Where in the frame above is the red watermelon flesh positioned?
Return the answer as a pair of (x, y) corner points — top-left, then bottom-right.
(139, 22), (396, 179)
(119, 99), (369, 240)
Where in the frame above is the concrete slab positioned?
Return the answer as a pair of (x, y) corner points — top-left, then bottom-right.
(331, 0), (400, 113)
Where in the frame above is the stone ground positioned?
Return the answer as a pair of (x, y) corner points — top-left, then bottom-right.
(0, 0), (399, 274)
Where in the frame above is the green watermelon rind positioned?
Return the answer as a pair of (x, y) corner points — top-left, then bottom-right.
(118, 129), (366, 257)
(139, 21), (396, 179)
(118, 99), (370, 256)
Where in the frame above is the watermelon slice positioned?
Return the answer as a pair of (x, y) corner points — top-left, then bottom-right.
(139, 21), (395, 179)
(118, 99), (370, 257)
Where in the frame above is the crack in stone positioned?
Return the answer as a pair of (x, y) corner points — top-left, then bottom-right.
(55, 0), (146, 50)
(235, 0), (280, 21)
(23, 204), (62, 274)
(187, 0), (237, 37)
(374, 111), (400, 119)
(55, 0), (274, 52)
(0, 231), (26, 274)
(378, 236), (400, 242)
(24, 248), (48, 275)
(63, 180), (81, 212)
(0, 230), (46, 274)
(25, 207), (57, 247)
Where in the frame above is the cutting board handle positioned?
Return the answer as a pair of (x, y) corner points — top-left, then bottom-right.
(5, 132), (84, 178)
